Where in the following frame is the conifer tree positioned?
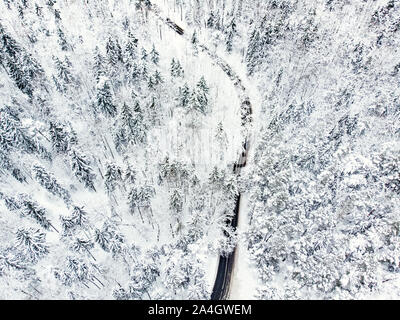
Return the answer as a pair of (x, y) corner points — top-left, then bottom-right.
(32, 164), (71, 204)
(97, 80), (117, 118)
(71, 238), (95, 260)
(225, 18), (237, 53)
(150, 45), (159, 65)
(57, 27), (69, 51)
(170, 189), (183, 215)
(192, 76), (209, 114)
(15, 228), (49, 263)
(104, 162), (123, 193)
(124, 164), (136, 185)
(125, 32), (138, 62)
(69, 148), (96, 191)
(49, 121), (70, 154)
(60, 205), (89, 235)
(171, 58), (184, 78)
(106, 37), (123, 66)
(178, 83), (190, 107)
(141, 47), (148, 61)
(21, 197), (56, 232)
(191, 31), (198, 55)
(93, 46), (106, 81)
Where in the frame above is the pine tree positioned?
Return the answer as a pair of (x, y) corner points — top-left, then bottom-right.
(53, 56), (74, 92)
(106, 37), (123, 66)
(191, 31), (198, 55)
(150, 45), (159, 65)
(125, 32), (138, 61)
(141, 47), (148, 61)
(207, 11), (216, 29)
(21, 198), (56, 231)
(209, 166), (225, 190)
(170, 189), (183, 214)
(69, 148), (96, 191)
(60, 205), (89, 235)
(147, 74), (156, 90)
(114, 102), (147, 149)
(130, 102), (147, 144)
(97, 80), (117, 117)
(192, 76), (209, 114)
(215, 122), (228, 159)
(0, 192), (21, 211)
(95, 222), (124, 255)
(104, 162), (123, 193)
(57, 27), (69, 51)
(7, 56), (33, 96)
(246, 28), (262, 75)
(223, 174), (238, 200)
(54, 8), (61, 21)
(178, 83), (190, 107)
(124, 164), (136, 185)
(207, 11), (221, 30)
(141, 62), (148, 80)
(49, 121), (70, 154)
(0, 26), (21, 59)
(35, 4), (43, 17)
(124, 32), (138, 74)
(128, 260), (159, 298)
(0, 111), (38, 154)
(71, 206), (89, 229)
(196, 76), (209, 94)
(32, 164), (71, 204)
(153, 70), (163, 85)
(128, 185), (155, 222)
(131, 62), (141, 80)
(171, 58), (184, 78)
(94, 226), (112, 252)
(71, 238), (95, 260)
(93, 47), (106, 81)
(15, 228), (49, 263)
(225, 18), (237, 53)
(170, 58), (176, 77)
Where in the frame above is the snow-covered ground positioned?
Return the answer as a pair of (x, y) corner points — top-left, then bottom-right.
(229, 192), (259, 299)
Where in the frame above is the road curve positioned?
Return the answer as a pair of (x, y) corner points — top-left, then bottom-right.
(149, 3), (253, 300)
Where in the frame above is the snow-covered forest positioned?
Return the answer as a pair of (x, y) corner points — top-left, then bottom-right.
(0, 0), (399, 300)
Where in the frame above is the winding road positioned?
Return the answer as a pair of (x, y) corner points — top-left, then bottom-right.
(150, 3), (253, 300)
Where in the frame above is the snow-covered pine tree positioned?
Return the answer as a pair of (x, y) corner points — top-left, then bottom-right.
(93, 46), (107, 82)
(191, 31), (198, 55)
(69, 148), (96, 191)
(141, 47), (148, 61)
(171, 58), (184, 78)
(57, 27), (69, 51)
(20, 197), (57, 232)
(123, 164), (136, 185)
(96, 79), (117, 118)
(49, 121), (70, 154)
(150, 45), (159, 65)
(192, 76), (210, 114)
(32, 163), (71, 205)
(106, 37), (123, 67)
(104, 162), (123, 194)
(125, 32), (138, 63)
(15, 228), (49, 263)
(178, 83), (191, 107)
(71, 238), (95, 260)
(225, 18), (237, 53)
(169, 189), (183, 215)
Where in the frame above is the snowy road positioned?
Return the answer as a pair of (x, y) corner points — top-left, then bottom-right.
(149, 2), (253, 300)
